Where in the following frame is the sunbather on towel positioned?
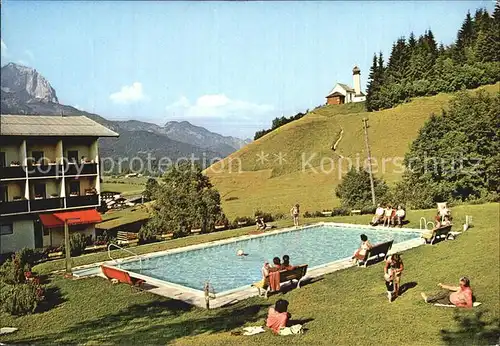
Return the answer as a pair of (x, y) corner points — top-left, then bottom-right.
(421, 277), (473, 308)
(266, 299), (291, 333)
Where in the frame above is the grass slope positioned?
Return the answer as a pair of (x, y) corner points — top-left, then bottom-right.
(1, 203), (498, 345)
(206, 83), (500, 218)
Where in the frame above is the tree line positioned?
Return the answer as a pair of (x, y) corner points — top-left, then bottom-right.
(366, 4), (500, 112)
(254, 110), (308, 140)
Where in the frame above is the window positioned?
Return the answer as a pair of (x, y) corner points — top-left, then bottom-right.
(32, 151), (45, 165)
(0, 223), (13, 235)
(0, 152), (5, 167)
(0, 185), (7, 202)
(34, 183), (46, 198)
(67, 150), (79, 163)
(69, 181), (80, 196)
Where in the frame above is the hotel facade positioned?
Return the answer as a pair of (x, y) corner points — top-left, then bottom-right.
(0, 115), (119, 254)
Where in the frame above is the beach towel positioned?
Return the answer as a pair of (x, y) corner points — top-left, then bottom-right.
(269, 271), (281, 292)
(434, 302), (482, 308)
(279, 324), (303, 336)
(242, 326), (265, 335)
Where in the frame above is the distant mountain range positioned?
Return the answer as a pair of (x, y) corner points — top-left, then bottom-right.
(0, 63), (251, 170)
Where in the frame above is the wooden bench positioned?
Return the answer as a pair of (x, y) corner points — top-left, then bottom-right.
(101, 265), (145, 291)
(358, 240), (394, 267)
(117, 231), (138, 245)
(350, 210), (362, 216)
(252, 264), (308, 298)
(422, 225), (452, 245)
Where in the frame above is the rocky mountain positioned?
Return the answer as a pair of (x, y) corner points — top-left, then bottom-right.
(1, 63), (58, 103)
(1, 63), (250, 169)
(163, 121), (251, 156)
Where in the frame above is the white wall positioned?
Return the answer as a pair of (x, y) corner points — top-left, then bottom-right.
(353, 95), (366, 103)
(0, 219), (35, 254)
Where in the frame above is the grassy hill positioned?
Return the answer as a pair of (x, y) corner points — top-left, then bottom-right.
(206, 83), (500, 218)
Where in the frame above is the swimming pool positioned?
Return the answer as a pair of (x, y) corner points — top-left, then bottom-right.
(114, 224), (421, 294)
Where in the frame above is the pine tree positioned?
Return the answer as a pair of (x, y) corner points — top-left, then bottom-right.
(365, 54), (379, 112)
(454, 11), (475, 63)
(493, 0), (500, 24)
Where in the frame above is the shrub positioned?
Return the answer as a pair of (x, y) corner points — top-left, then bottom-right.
(303, 211), (312, 218)
(360, 205), (377, 215)
(254, 210), (274, 223)
(0, 281), (44, 315)
(16, 248), (47, 270)
(273, 212), (286, 220)
(61, 233), (88, 257)
(312, 211), (323, 217)
(331, 207), (350, 217)
(138, 224), (158, 245)
(0, 257), (25, 284)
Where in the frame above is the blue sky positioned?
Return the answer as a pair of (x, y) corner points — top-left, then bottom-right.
(1, 1), (495, 138)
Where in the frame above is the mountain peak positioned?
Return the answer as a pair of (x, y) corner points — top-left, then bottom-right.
(1, 62), (59, 103)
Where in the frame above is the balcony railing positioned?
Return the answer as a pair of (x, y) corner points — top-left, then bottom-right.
(30, 197), (64, 212)
(27, 164), (63, 178)
(64, 163), (98, 176)
(66, 194), (99, 208)
(0, 199), (29, 215)
(0, 166), (26, 180)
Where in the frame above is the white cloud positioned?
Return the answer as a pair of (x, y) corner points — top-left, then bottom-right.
(24, 49), (35, 61)
(109, 82), (147, 104)
(1, 39), (7, 57)
(165, 94), (274, 119)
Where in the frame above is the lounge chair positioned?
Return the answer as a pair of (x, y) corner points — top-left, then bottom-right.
(101, 265), (145, 291)
(358, 240), (394, 267)
(252, 264), (308, 298)
(422, 225), (452, 244)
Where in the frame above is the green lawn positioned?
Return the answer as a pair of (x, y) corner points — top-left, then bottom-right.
(101, 176), (149, 196)
(1, 203), (499, 345)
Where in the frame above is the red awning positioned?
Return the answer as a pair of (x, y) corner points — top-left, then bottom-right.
(39, 209), (102, 229)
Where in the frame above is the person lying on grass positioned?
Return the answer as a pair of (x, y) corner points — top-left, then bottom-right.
(421, 277), (473, 308)
(266, 299), (291, 333)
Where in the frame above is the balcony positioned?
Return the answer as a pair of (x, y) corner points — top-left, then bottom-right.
(0, 199), (29, 215)
(64, 163), (98, 177)
(66, 194), (99, 208)
(27, 164), (63, 178)
(30, 197), (64, 212)
(0, 166), (26, 180)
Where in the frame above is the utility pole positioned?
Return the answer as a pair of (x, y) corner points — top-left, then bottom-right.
(64, 217), (81, 277)
(362, 118), (376, 205)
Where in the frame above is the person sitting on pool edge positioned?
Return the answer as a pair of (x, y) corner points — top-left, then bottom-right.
(281, 255), (296, 271)
(255, 216), (267, 230)
(352, 234), (373, 264)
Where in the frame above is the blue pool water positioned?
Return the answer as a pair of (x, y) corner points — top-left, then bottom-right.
(117, 225), (420, 293)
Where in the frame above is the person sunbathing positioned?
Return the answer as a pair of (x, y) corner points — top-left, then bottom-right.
(266, 299), (291, 334)
(421, 277), (473, 308)
(352, 234), (373, 263)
